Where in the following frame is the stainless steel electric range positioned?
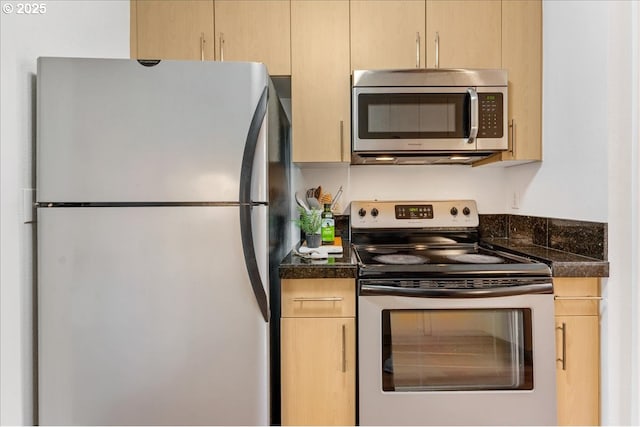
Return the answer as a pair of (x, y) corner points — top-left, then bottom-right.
(352, 200), (557, 426)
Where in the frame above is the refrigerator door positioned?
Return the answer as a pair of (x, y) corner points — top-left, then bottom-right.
(38, 206), (269, 425)
(36, 58), (269, 203)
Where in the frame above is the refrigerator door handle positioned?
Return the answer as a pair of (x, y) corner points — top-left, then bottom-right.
(239, 86), (270, 322)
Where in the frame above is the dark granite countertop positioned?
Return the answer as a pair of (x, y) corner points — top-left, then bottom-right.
(279, 238), (357, 279)
(279, 237), (609, 279)
(482, 238), (609, 278)
(279, 220), (609, 279)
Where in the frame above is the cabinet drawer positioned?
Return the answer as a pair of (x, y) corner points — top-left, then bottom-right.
(554, 278), (601, 316)
(282, 279), (355, 318)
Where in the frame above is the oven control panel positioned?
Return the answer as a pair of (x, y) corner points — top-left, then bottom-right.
(351, 200), (479, 228)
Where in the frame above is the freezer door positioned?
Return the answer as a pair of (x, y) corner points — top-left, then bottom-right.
(38, 206), (269, 425)
(36, 58), (269, 203)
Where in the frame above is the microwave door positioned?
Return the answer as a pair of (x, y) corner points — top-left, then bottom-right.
(352, 87), (477, 152)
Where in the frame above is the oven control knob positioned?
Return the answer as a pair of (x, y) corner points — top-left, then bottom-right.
(358, 208), (367, 217)
(450, 207), (458, 216)
(371, 208), (379, 217)
(463, 207), (471, 216)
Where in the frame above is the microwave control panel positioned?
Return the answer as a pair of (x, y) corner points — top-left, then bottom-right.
(477, 93), (504, 138)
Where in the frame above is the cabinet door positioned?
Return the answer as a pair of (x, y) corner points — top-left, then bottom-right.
(281, 317), (355, 426)
(132, 0), (214, 60)
(555, 315), (600, 426)
(350, 0), (426, 70)
(214, 0), (291, 75)
(291, 0), (350, 163)
(425, 0), (501, 69)
(554, 277), (600, 426)
(500, 0), (542, 162)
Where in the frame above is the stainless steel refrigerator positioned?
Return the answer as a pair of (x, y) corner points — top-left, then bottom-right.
(35, 57), (291, 425)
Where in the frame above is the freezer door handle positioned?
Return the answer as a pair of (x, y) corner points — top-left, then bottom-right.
(239, 86), (270, 322)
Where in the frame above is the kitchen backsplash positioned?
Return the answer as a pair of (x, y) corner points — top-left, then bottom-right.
(479, 214), (608, 261)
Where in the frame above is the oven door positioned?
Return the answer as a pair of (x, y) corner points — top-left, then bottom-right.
(358, 289), (557, 426)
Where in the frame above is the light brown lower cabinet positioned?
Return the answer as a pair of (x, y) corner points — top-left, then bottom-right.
(281, 278), (356, 426)
(554, 277), (601, 426)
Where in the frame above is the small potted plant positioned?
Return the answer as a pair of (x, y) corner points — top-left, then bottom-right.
(293, 206), (323, 248)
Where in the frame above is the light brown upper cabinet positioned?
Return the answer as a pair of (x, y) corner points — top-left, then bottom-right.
(475, 0), (542, 166)
(131, 0), (215, 60)
(425, 0), (501, 69)
(350, 0), (426, 70)
(499, 0), (542, 163)
(214, 0), (291, 75)
(291, 0), (351, 163)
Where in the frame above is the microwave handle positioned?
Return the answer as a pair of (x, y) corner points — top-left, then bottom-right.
(467, 87), (479, 144)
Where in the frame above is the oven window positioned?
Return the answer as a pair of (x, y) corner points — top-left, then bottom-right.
(358, 93), (469, 139)
(381, 309), (533, 392)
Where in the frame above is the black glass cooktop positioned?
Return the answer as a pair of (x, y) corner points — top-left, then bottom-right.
(354, 244), (525, 266)
(353, 243), (552, 278)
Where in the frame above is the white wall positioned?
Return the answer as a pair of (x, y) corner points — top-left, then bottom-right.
(633, 3), (640, 422)
(602, 1), (639, 424)
(0, 2), (129, 424)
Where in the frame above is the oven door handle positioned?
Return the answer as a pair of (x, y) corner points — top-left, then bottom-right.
(360, 282), (553, 298)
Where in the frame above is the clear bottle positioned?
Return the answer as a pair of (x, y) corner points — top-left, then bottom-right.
(321, 203), (335, 245)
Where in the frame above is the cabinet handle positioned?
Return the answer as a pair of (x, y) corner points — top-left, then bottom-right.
(200, 32), (205, 61)
(341, 324), (347, 373)
(415, 31), (421, 68)
(434, 31), (440, 69)
(509, 119), (517, 158)
(554, 296), (603, 300)
(556, 322), (567, 371)
(292, 297), (344, 302)
(219, 32), (225, 62)
(340, 120), (344, 162)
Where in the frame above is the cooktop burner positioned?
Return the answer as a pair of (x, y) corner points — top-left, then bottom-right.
(373, 254), (429, 265)
(446, 253), (505, 264)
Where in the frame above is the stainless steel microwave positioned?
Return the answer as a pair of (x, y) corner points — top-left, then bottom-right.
(352, 69), (508, 165)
